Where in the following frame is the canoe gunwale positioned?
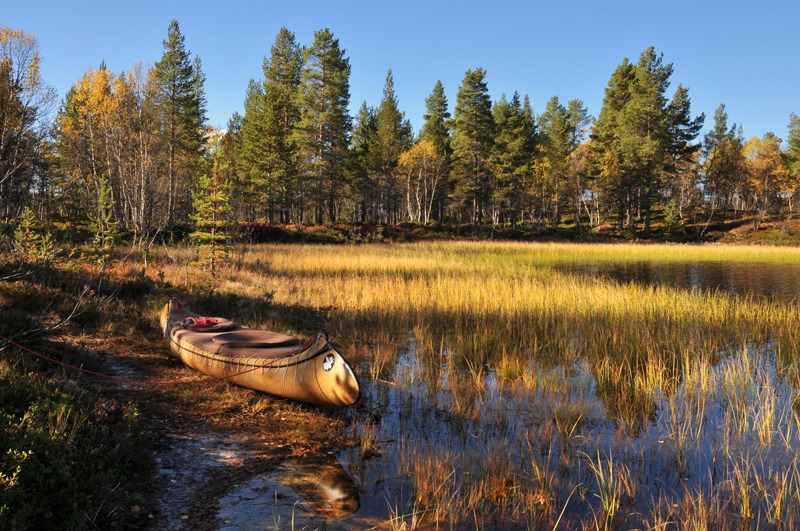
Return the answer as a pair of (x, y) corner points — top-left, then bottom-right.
(167, 331), (331, 371)
(160, 300), (360, 406)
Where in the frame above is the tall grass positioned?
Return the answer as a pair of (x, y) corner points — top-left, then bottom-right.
(145, 240), (800, 529)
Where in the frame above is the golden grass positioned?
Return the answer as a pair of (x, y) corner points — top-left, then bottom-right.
(137, 240), (800, 530)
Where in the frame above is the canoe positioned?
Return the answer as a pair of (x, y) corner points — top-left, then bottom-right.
(160, 299), (360, 407)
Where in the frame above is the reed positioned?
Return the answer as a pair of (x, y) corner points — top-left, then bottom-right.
(138, 240), (800, 530)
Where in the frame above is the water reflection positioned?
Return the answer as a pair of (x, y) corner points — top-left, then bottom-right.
(217, 454), (360, 530)
(558, 260), (800, 304)
(344, 341), (800, 529)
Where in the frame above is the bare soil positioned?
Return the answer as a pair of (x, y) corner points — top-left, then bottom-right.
(66, 327), (356, 530)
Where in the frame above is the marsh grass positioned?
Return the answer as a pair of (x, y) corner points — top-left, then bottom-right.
(136, 241), (800, 529)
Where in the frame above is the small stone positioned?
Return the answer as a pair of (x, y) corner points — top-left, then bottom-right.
(181, 515), (189, 520)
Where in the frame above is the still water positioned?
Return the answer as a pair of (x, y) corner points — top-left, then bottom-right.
(218, 258), (800, 530)
(559, 259), (800, 304)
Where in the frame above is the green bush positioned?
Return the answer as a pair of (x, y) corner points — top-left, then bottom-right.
(0, 360), (151, 530)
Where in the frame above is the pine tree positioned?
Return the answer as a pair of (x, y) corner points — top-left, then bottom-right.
(665, 84), (704, 223)
(152, 19), (206, 227)
(590, 59), (635, 230)
(591, 48), (676, 235)
(619, 47), (673, 236)
(295, 28), (351, 224)
(263, 28), (303, 223)
(450, 67), (494, 229)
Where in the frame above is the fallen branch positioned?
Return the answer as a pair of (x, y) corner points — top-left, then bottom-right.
(0, 280), (122, 350)
(767, 222), (793, 236)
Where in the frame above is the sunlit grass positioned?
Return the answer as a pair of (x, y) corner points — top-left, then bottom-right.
(140, 240), (800, 529)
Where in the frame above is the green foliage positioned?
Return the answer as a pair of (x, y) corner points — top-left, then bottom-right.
(490, 92), (535, 226)
(0, 361), (149, 530)
(788, 113), (800, 179)
(371, 69), (412, 223)
(662, 200), (680, 240)
(451, 67), (494, 227)
(87, 175), (120, 266)
(152, 19), (207, 226)
(190, 145), (236, 278)
(591, 47), (702, 236)
(0, 28), (55, 243)
(421, 79), (451, 154)
(703, 104), (746, 211)
(295, 28), (351, 224)
(12, 207), (56, 264)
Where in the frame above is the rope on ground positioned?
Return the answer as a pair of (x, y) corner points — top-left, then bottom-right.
(0, 333), (318, 387)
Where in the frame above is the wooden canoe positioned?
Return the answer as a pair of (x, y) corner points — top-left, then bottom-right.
(160, 299), (360, 407)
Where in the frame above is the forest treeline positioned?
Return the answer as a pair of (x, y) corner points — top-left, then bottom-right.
(3, 21), (800, 246)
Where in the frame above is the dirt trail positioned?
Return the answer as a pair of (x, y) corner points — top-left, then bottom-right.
(81, 330), (357, 530)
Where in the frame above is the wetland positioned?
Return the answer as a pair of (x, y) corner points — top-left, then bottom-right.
(211, 241), (800, 530)
(6, 240), (800, 530)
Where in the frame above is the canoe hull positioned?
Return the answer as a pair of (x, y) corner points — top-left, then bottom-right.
(160, 300), (360, 407)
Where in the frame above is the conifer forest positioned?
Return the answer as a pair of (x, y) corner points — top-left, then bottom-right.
(3, 20), (800, 241)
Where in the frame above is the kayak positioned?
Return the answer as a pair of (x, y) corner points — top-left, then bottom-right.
(159, 299), (360, 407)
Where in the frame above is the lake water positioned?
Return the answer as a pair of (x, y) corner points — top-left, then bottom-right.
(559, 259), (800, 304)
(217, 258), (800, 530)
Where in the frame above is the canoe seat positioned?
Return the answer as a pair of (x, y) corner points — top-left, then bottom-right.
(211, 330), (302, 349)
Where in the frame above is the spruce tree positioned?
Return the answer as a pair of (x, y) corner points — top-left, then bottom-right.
(238, 78), (280, 219)
(349, 102), (378, 222)
(420, 80), (451, 222)
(88, 174), (120, 267)
(374, 69), (412, 223)
(190, 144), (235, 279)
(490, 92), (534, 227)
(450, 67), (494, 229)
(421, 80), (451, 153)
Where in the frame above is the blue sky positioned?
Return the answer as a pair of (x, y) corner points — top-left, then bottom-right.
(6, 0), (799, 143)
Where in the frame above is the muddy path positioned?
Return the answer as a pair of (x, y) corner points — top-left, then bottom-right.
(68, 327), (366, 530)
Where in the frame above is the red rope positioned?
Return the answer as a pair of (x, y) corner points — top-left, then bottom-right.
(0, 333), (318, 387)
(172, 298), (219, 328)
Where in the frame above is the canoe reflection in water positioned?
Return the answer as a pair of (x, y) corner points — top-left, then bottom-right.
(275, 456), (360, 517)
(217, 454), (359, 527)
